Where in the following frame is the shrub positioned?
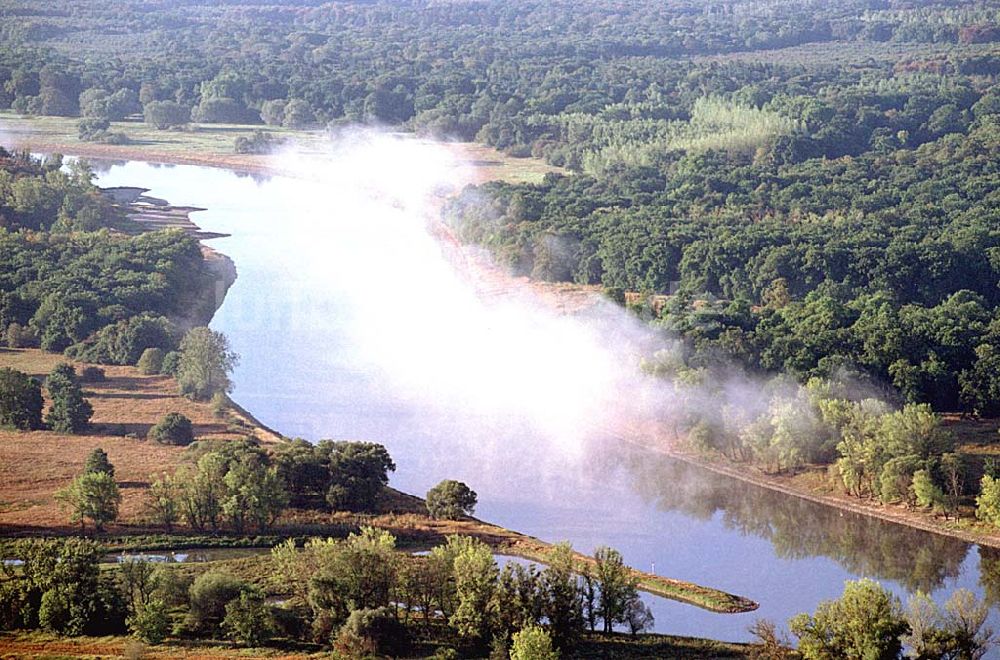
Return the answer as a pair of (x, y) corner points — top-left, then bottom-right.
(510, 626), (559, 660)
(185, 572), (246, 634)
(222, 589), (274, 646)
(137, 348), (164, 375)
(426, 479), (478, 520)
(335, 607), (409, 657)
(127, 598), (170, 644)
(148, 412), (194, 446)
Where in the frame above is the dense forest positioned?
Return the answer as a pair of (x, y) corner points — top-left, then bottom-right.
(0, 150), (212, 361)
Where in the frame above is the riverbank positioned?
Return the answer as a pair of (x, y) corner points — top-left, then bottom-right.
(643, 437), (1000, 552)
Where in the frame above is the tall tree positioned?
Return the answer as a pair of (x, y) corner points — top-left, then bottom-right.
(176, 327), (238, 401)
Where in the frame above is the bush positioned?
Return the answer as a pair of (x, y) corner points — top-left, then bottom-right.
(148, 412), (194, 446)
(127, 598), (170, 644)
(136, 347), (164, 375)
(222, 589), (274, 646)
(185, 572), (246, 635)
(335, 607), (409, 657)
(79, 366), (106, 383)
(426, 479), (478, 520)
(510, 626), (559, 660)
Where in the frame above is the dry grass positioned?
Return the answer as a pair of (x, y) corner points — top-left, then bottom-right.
(0, 349), (249, 533)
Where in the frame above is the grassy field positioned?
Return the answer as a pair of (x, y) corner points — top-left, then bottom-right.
(0, 348), (260, 533)
(0, 112), (561, 184)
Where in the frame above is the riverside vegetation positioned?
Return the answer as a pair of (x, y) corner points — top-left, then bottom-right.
(0, 147), (753, 655)
(4, 0), (1000, 656)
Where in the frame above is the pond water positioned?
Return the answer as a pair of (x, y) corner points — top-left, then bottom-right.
(87, 147), (1000, 647)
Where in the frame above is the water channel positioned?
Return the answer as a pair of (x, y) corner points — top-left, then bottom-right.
(88, 145), (1000, 645)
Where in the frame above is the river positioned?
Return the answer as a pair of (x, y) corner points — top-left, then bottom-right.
(88, 144), (1000, 647)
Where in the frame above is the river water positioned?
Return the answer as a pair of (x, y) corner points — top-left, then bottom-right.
(89, 148), (1000, 646)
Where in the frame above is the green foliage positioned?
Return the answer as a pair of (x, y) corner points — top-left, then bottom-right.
(912, 469), (946, 513)
(185, 571), (246, 635)
(510, 625), (560, 660)
(0, 366), (43, 429)
(0, 538), (108, 636)
(160, 351), (180, 376)
(83, 447), (114, 478)
(147, 412), (194, 446)
(426, 479), (478, 519)
(450, 536), (499, 644)
(136, 347), (165, 374)
(336, 607), (409, 657)
(789, 578), (907, 660)
(143, 473), (180, 530)
(57, 470), (120, 531)
(173, 443), (287, 533)
(593, 546), (639, 634)
(977, 475), (1000, 528)
(143, 100), (189, 129)
(222, 589), (274, 647)
(903, 589), (995, 660)
(176, 327), (238, 401)
(323, 440), (395, 512)
(127, 598), (170, 645)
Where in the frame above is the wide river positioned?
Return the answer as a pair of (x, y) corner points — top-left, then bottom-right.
(89, 142), (1000, 646)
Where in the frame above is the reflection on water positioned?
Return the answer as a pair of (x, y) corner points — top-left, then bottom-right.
(87, 157), (1000, 644)
(621, 449), (969, 594)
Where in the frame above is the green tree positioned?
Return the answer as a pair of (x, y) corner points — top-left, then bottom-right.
(510, 626), (559, 660)
(83, 447), (114, 478)
(45, 364), (93, 434)
(222, 588), (274, 646)
(789, 578), (907, 660)
(143, 100), (190, 129)
(147, 412), (194, 446)
(144, 473), (180, 530)
(323, 440), (396, 512)
(57, 471), (120, 532)
(977, 475), (1000, 528)
(0, 367), (43, 429)
(221, 453), (288, 533)
(335, 606), (409, 657)
(426, 479), (478, 519)
(542, 543), (584, 648)
(127, 598), (170, 644)
(1, 538), (104, 635)
(594, 546), (637, 634)
(176, 327), (238, 401)
(912, 469), (946, 514)
(450, 536), (499, 645)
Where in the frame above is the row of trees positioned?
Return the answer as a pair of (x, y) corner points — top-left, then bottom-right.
(0, 532), (650, 657)
(271, 530), (651, 656)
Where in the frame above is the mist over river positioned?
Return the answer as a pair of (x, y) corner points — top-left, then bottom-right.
(89, 146), (1000, 647)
